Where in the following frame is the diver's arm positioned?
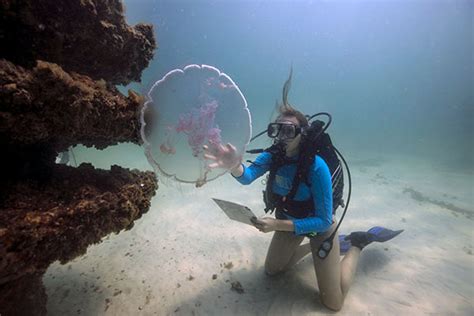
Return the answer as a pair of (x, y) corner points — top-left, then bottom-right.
(232, 152), (271, 185)
(276, 219), (294, 231)
(230, 164), (244, 177)
(203, 144), (270, 183)
(292, 156), (333, 235)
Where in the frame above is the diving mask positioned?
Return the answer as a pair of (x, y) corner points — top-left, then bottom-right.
(267, 122), (301, 140)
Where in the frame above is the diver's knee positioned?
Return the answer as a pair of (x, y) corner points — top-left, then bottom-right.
(264, 266), (280, 276)
(320, 294), (344, 311)
(264, 262), (284, 276)
(321, 300), (343, 312)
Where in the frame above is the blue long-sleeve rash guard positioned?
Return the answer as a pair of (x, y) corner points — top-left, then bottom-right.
(232, 151), (333, 235)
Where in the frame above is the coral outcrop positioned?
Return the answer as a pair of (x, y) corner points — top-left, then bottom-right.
(0, 163), (157, 285)
(0, 0), (155, 85)
(0, 59), (143, 152)
(0, 0), (158, 315)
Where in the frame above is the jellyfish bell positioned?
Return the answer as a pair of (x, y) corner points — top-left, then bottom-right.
(140, 64), (252, 187)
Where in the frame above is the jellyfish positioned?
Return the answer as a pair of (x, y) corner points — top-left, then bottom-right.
(140, 64), (252, 186)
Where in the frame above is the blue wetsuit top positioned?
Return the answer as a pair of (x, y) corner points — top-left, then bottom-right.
(232, 151), (333, 235)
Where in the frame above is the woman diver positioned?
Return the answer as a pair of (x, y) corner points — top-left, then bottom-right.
(203, 71), (402, 311)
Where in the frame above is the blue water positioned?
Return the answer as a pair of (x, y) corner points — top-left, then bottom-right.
(122, 0), (472, 171)
(42, 2), (474, 314)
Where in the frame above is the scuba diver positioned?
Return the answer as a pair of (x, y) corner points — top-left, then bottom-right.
(203, 70), (403, 311)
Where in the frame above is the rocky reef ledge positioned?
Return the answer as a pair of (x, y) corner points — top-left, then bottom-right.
(0, 1), (158, 315)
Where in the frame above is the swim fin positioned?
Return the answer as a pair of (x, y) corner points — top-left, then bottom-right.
(366, 226), (404, 243)
(339, 227), (404, 254)
(339, 234), (351, 255)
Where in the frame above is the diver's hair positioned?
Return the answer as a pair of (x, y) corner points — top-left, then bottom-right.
(278, 67), (308, 127)
(282, 66), (292, 107)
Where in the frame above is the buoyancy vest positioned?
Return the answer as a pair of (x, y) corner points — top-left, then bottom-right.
(262, 120), (344, 218)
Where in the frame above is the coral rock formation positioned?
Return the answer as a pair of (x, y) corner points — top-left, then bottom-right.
(0, 163), (157, 285)
(0, 59), (144, 152)
(0, 0), (156, 85)
(0, 0), (158, 315)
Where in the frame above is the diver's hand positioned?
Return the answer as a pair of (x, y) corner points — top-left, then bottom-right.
(251, 217), (295, 233)
(251, 217), (279, 233)
(203, 143), (242, 171)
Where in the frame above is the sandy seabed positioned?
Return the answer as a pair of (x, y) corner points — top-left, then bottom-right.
(43, 149), (473, 315)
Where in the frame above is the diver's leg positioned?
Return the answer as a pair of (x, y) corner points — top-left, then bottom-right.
(310, 222), (343, 310)
(338, 227), (403, 295)
(309, 221), (360, 311)
(339, 246), (361, 296)
(286, 242), (313, 268)
(311, 226), (402, 310)
(264, 231), (305, 275)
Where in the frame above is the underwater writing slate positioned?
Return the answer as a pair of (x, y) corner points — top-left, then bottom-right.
(212, 198), (256, 226)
